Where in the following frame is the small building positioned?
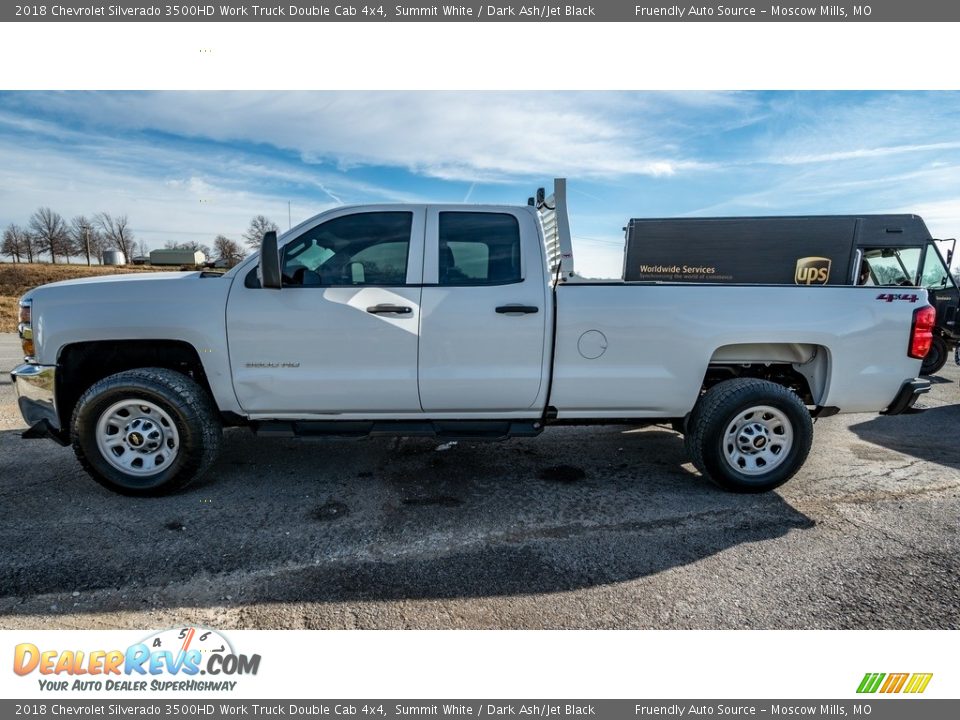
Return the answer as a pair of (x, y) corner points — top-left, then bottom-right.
(149, 249), (206, 267)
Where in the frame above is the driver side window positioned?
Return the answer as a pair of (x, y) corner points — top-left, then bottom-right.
(281, 211), (412, 286)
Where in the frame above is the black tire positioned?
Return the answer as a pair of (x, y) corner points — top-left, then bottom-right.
(71, 367), (222, 496)
(920, 335), (948, 376)
(684, 378), (813, 493)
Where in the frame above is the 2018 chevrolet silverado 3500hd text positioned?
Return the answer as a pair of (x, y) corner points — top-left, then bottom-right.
(11, 180), (933, 496)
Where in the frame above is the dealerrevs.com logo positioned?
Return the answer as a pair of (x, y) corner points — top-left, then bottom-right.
(13, 627), (261, 693)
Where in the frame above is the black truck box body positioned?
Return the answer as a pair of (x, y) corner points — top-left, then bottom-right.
(623, 214), (933, 285)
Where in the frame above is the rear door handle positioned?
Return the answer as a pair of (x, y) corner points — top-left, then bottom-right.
(367, 304), (413, 315)
(496, 305), (539, 315)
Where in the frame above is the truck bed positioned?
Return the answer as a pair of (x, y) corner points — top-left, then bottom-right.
(550, 282), (923, 418)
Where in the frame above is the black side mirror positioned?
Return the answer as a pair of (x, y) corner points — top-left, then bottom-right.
(259, 231), (281, 289)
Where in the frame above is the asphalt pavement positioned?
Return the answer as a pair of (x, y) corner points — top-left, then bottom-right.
(1, 333), (957, 629)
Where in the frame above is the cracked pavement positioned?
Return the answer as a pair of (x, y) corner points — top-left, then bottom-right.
(1, 334), (958, 629)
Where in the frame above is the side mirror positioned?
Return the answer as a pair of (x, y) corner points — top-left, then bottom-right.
(259, 231), (281, 289)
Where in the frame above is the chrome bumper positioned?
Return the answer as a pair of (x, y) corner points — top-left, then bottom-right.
(10, 363), (61, 435)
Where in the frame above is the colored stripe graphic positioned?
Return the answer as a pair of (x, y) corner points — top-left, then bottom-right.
(857, 673), (885, 693)
(857, 672), (932, 694)
(880, 673), (909, 693)
(904, 673), (933, 694)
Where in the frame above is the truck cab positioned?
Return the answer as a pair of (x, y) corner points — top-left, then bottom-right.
(227, 203), (551, 418)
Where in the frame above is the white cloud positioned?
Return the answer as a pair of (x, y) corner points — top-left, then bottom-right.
(24, 91), (714, 182)
(894, 198), (960, 240)
(770, 141), (960, 166)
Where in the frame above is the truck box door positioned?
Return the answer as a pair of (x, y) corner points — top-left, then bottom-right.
(226, 207), (426, 414)
(418, 208), (549, 413)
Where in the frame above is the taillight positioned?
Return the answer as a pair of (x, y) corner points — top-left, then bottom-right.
(909, 305), (936, 359)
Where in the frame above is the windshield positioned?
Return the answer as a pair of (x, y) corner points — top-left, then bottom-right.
(860, 247), (921, 286)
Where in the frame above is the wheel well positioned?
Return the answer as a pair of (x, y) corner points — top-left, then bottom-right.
(704, 343), (829, 406)
(56, 340), (214, 428)
(702, 364), (814, 405)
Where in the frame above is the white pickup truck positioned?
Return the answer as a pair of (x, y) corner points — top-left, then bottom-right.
(12, 180), (933, 496)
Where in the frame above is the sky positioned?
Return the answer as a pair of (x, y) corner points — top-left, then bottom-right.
(1, 90), (959, 278)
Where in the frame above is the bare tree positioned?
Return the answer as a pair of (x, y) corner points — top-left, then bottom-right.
(213, 235), (245, 267)
(24, 232), (37, 263)
(70, 216), (98, 266)
(95, 212), (136, 261)
(59, 230), (77, 264)
(90, 227), (108, 264)
(29, 207), (69, 264)
(2, 224), (29, 263)
(136, 239), (150, 259)
(22, 231), (36, 263)
(243, 215), (279, 249)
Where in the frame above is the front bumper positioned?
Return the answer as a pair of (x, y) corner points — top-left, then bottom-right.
(882, 378), (931, 416)
(10, 363), (67, 443)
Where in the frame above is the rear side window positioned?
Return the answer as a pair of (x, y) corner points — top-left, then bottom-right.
(438, 212), (521, 286)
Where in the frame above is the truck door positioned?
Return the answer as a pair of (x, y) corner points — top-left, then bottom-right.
(418, 208), (549, 412)
(919, 242), (959, 337)
(226, 207), (426, 414)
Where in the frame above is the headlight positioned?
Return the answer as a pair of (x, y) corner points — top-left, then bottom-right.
(18, 299), (34, 360)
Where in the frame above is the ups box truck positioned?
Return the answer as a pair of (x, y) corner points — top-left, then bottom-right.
(623, 214), (959, 375)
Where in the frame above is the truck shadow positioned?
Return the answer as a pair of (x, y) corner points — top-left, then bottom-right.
(849, 404), (960, 470)
(0, 425), (814, 616)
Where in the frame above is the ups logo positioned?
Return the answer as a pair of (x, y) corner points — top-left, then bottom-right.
(795, 257), (832, 285)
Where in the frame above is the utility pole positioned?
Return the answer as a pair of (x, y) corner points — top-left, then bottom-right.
(288, 201), (292, 230)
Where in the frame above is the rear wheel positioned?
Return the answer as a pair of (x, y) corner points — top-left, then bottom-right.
(685, 378), (813, 493)
(71, 368), (222, 496)
(920, 335), (948, 376)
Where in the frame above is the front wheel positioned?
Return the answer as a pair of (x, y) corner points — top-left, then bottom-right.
(685, 378), (813, 493)
(71, 368), (222, 496)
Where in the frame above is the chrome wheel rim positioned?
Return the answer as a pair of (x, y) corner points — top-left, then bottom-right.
(95, 399), (180, 476)
(722, 405), (793, 476)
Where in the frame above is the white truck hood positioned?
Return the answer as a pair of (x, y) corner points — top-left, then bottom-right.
(29, 271), (205, 292)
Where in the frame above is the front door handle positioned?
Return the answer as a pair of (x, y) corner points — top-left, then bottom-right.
(367, 304), (413, 315)
(496, 305), (539, 315)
